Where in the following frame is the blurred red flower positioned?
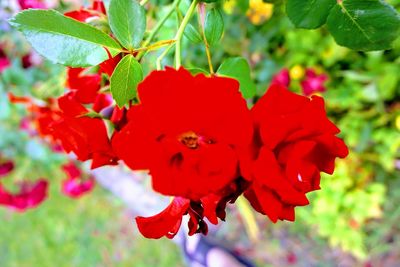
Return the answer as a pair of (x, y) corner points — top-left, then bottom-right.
(271, 68), (290, 87)
(245, 84), (348, 222)
(17, 0), (46, 9)
(0, 47), (10, 73)
(0, 161), (14, 177)
(61, 162), (95, 198)
(300, 68), (328, 96)
(0, 179), (48, 211)
(112, 67), (253, 200)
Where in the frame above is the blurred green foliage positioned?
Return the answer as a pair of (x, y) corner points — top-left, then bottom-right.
(0, 184), (183, 267)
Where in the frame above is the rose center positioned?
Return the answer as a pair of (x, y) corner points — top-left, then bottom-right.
(179, 131), (199, 149)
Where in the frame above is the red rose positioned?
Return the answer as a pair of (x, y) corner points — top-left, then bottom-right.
(51, 93), (118, 169)
(112, 67), (253, 200)
(0, 179), (48, 211)
(244, 84), (348, 222)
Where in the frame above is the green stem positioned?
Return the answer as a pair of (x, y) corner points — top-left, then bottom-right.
(198, 5), (214, 74)
(156, 43), (175, 70)
(136, 0), (182, 60)
(175, 0), (199, 69)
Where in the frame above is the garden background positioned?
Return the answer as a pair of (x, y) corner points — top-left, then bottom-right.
(0, 0), (399, 266)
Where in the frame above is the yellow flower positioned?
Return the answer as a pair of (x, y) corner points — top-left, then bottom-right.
(223, 0), (237, 15)
(289, 65), (305, 80)
(396, 115), (400, 131)
(246, 0), (274, 25)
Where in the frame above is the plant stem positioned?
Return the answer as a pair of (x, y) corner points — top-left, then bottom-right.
(175, 0), (199, 69)
(198, 5), (214, 74)
(156, 43), (175, 70)
(136, 0), (182, 60)
(140, 0), (150, 6)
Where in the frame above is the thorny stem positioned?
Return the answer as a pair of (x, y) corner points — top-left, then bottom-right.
(198, 4), (214, 74)
(136, 0), (182, 59)
(175, 0), (199, 69)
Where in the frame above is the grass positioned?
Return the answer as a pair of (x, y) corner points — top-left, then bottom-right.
(0, 183), (184, 267)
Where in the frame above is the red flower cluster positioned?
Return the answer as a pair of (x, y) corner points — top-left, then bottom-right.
(112, 67), (348, 238)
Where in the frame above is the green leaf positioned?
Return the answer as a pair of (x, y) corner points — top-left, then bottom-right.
(286, 0), (336, 29)
(327, 0), (400, 51)
(110, 54), (143, 107)
(186, 67), (209, 75)
(184, 24), (203, 44)
(9, 9), (121, 67)
(217, 57), (256, 99)
(237, 0), (249, 12)
(205, 8), (224, 46)
(108, 0), (146, 49)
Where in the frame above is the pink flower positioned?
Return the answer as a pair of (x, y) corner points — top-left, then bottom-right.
(0, 179), (48, 211)
(0, 47), (10, 73)
(271, 68), (290, 87)
(300, 68), (328, 96)
(18, 0), (47, 9)
(61, 162), (95, 198)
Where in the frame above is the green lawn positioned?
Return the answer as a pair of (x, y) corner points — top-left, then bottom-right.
(0, 183), (184, 267)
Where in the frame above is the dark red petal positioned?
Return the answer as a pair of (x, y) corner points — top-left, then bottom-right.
(201, 194), (221, 225)
(135, 197), (190, 239)
(0, 161), (14, 177)
(244, 184), (283, 223)
(279, 205), (295, 221)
